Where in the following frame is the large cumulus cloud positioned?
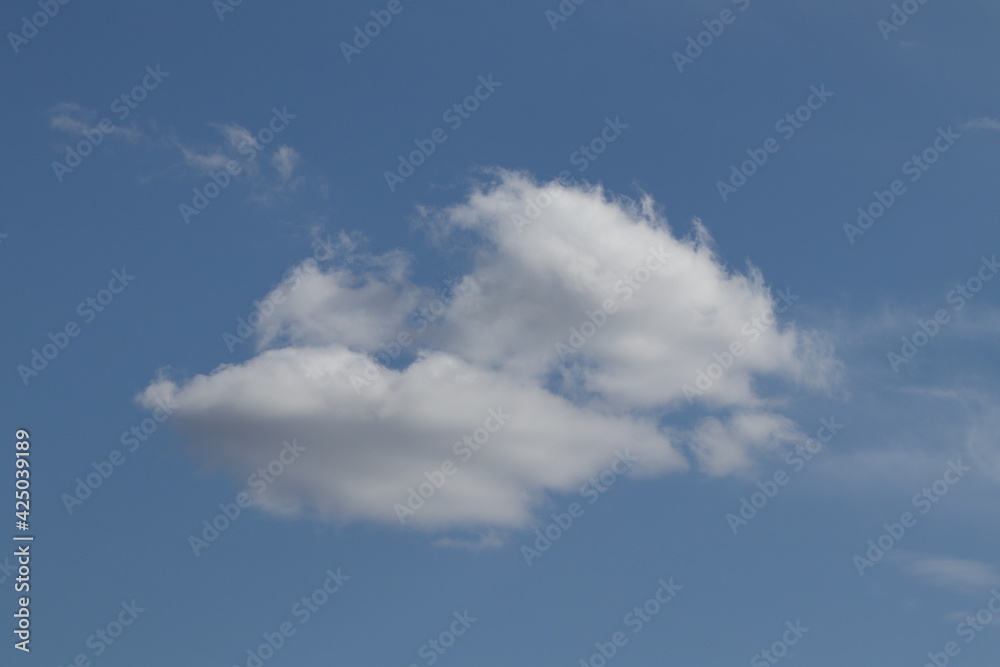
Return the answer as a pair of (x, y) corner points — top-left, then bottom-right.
(140, 171), (838, 530)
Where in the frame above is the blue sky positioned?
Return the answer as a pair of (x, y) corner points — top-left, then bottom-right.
(3, 0), (1000, 665)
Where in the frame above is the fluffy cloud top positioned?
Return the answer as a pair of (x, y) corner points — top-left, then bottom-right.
(140, 171), (837, 530)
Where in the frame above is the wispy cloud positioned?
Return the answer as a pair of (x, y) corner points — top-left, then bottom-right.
(48, 103), (302, 200)
(173, 121), (302, 199)
(271, 145), (301, 181)
(49, 102), (142, 141)
(961, 117), (1000, 132)
(904, 555), (1000, 594)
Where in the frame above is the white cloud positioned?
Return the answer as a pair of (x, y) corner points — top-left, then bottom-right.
(905, 555), (1000, 594)
(271, 145), (300, 181)
(433, 531), (506, 550)
(47, 103), (301, 199)
(48, 102), (141, 142)
(178, 144), (231, 172)
(176, 122), (301, 197)
(964, 397), (1000, 484)
(140, 171), (837, 531)
(253, 250), (426, 352)
(49, 102), (96, 134)
(944, 609), (1000, 627)
(688, 411), (803, 476)
(141, 347), (685, 528)
(179, 123), (261, 174)
(962, 117), (1000, 132)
